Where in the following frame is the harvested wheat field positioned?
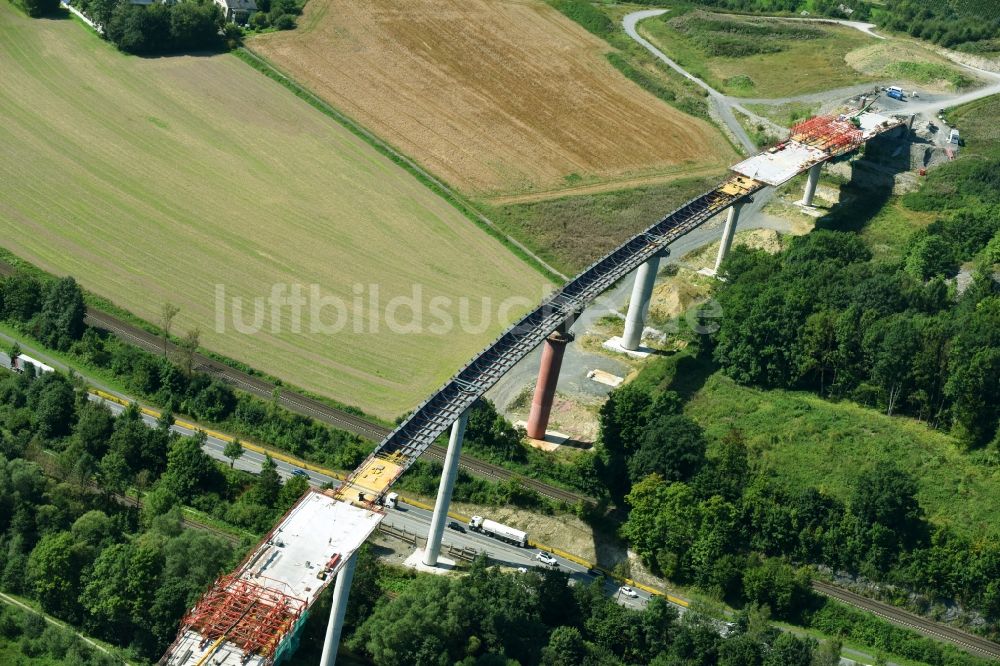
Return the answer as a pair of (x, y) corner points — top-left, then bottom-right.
(0, 3), (546, 420)
(251, 0), (734, 200)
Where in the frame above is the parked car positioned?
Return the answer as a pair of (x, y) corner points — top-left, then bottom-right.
(447, 521), (466, 533)
(618, 586), (639, 599)
(535, 552), (558, 566)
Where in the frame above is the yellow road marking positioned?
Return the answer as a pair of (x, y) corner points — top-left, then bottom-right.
(89, 389), (690, 607)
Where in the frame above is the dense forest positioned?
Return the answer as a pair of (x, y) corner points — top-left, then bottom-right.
(296, 551), (843, 666)
(0, 374), (233, 658)
(587, 95), (1000, 663)
(0, 361), (345, 658)
(712, 146), (999, 446)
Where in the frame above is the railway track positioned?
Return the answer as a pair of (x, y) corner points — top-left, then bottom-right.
(83, 310), (594, 504)
(422, 444), (588, 505)
(109, 490), (242, 546)
(0, 261), (596, 507)
(811, 580), (1000, 660)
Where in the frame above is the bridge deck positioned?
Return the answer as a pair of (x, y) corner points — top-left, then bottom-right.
(161, 111), (904, 666)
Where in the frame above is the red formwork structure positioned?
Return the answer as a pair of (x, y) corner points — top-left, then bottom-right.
(790, 115), (863, 155)
(180, 574), (307, 661)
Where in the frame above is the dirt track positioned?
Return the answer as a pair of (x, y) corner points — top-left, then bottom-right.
(251, 0), (734, 198)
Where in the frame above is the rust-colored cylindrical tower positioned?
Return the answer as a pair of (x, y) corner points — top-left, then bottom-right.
(526, 328), (574, 439)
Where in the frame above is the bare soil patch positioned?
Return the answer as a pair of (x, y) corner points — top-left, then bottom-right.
(251, 0), (733, 198)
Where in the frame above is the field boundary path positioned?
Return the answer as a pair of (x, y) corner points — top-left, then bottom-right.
(0, 592), (130, 664)
(237, 47), (568, 281)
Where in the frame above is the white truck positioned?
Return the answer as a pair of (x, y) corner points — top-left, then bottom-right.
(383, 492), (399, 509)
(10, 353), (54, 376)
(468, 516), (528, 547)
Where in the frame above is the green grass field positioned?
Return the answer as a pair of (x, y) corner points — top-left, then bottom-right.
(0, 4), (546, 420)
(946, 94), (1000, 154)
(638, 10), (879, 98)
(686, 373), (1000, 540)
(484, 174), (726, 275)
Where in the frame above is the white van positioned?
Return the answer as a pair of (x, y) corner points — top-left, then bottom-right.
(949, 129), (961, 145)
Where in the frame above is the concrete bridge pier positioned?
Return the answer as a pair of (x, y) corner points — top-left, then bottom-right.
(525, 321), (574, 440)
(713, 201), (745, 274)
(800, 162), (822, 206)
(422, 409), (469, 566)
(621, 252), (667, 351)
(319, 549), (359, 666)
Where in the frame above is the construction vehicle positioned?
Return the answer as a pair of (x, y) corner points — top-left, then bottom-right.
(468, 516), (528, 547)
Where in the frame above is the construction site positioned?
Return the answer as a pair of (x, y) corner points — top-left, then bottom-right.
(157, 104), (905, 666)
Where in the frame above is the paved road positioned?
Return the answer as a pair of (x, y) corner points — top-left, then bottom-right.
(382, 499), (652, 611)
(623, 9), (1000, 141)
(623, 9), (757, 154)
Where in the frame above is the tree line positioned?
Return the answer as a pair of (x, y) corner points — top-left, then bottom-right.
(0, 270), (373, 471)
(331, 553), (841, 666)
(0, 361), (330, 657)
(596, 379), (998, 664)
(712, 227), (998, 446)
(9, 0), (241, 56)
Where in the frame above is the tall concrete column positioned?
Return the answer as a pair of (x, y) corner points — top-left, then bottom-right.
(714, 202), (745, 274)
(621, 255), (661, 351)
(526, 324), (574, 440)
(319, 550), (359, 666)
(423, 410), (469, 566)
(801, 162), (822, 206)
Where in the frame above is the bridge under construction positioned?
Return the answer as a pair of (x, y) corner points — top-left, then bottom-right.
(159, 109), (904, 666)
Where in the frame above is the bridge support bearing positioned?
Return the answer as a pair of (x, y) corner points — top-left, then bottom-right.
(319, 550), (359, 666)
(423, 409), (469, 567)
(621, 255), (662, 351)
(713, 202), (745, 274)
(526, 324), (574, 440)
(801, 162), (822, 207)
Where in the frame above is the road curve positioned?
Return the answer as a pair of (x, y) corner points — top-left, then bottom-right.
(622, 10), (757, 154)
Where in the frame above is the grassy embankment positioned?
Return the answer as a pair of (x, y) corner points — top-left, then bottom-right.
(638, 94), (1000, 541)
(0, 1), (546, 420)
(482, 175), (723, 275)
(637, 8), (977, 98)
(688, 372), (1000, 540)
(637, 9), (879, 98)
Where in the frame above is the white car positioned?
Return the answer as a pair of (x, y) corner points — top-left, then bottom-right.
(618, 585), (639, 599)
(535, 552), (558, 566)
